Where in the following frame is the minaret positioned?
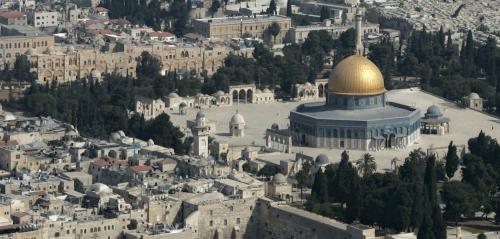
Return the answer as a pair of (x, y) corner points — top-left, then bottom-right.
(193, 111), (210, 157)
(354, 8), (364, 56)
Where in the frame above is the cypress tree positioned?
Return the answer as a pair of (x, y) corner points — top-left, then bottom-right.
(431, 204), (447, 239)
(445, 141), (459, 178)
(424, 154), (437, 208)
(311, 169), (328, 203)
(286, 0), (292, 17)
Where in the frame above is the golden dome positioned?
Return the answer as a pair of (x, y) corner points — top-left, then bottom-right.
(328, 55), (385, 95)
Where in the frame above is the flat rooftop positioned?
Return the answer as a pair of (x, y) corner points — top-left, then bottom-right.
(292, 101), (418, 122)
(195, 15), (290, 25)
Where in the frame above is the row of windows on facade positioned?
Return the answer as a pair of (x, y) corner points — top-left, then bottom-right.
(211, 23), (289, 33)
(330, 95), (382, 107)
(0, 41), (48, 49)
(50, 225), (115, 238)
(209, 217), (242, 226)
(294, 121), (420, 138)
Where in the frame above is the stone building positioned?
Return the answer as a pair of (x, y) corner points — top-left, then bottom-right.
(253, 88), (275, 104)
(289, 55), (420, 151)
(133, 97), (167, 121)
(193, 111), (210, 157)
(27, 11), (59, 27)
(193, 15), (291, 43)
(299, 2), (363, 23)
(293, 79), (329, 100)
(289, 19), (379, 44)
(24, 41), (252, 85)
(266, 173), (292, 201)
(229, 111), (246, 137)
(463, 92), (483, 111)
(0, 35), (54, 70)
(420, 105), (450, 135)
(0, 11), (27, 26)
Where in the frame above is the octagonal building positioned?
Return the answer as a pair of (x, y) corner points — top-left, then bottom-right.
(289, 55), (421, 151)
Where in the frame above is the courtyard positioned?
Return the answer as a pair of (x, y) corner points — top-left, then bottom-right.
(168, 88), (500, 171)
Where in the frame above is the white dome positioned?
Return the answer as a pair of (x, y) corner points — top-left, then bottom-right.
(469, 92), (480, 100)
(230, 112), (245, 125)
(263, 88), (272, 93)
(3, 113), (16, 121)
(90, 69), (101, 79)
(305, 82), (312, 87)
(110, 132), (121, 141)
(215, 90), (225, 96)
(86, 183), (112, 196)
(315, 154), (330, 166)
(255, 89), (263, 94)
(273, 173), (287, 184)
(168, 92), (179, 98)
(147, 139), (155, 146)
(45, 46), (56, 55)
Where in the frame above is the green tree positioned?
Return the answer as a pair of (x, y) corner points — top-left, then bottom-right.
(267, 0), (277, 15)
(320, 6), (330, 22)
(431, 204), (447, 239)
(74, 178), (85, 193)
(442, 181), (478, 224)
(257, 164), (280, 177)
(445, 141), (459, 178)
(310, 168), (328, 203)
(355, 153), (376, 177)
(267, 22), (281, 44)
(296, 160), (311, 200)
(209, 0), (221, 17)
(286, 0), (292, 17)
(14, 55), (32, 82)
(136, 51), (161, 79)
(127, 219), (138, 230)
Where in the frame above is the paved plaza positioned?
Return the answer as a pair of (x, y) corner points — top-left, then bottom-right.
(168, 88), (500, 171)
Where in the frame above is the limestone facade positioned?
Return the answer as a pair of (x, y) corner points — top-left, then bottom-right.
(193, 15), (291, 43)
(24, 41), (252, 85)
(0, 35), (54, 69)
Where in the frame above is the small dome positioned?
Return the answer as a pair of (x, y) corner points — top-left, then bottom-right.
(305, 82), (312, 87)
(45, 46), (56, 55)
(110, 132), (121, 141)
(315, 154), (330, 166)
(179, 102), (187, 108)
(273, 173), (287, 184)
(425, 105), (442, 118)
(196, 111), (205, 119)
(66, 46), (75, 53)
(215, 90), (225, 96)
(271, 123), (279, 130)
(90, 69), (101, 79)
(25, 48), (36, 55)
(195, 93), (203, 97)
(263, 88), (272, 93)
(147, 139), (154, 146)
(168, 92), (179, 98)
(230, 112), (245, 125)
(255, 89), (263, 94)
(469, 92), (480, 100)
(86, 183), (112, 196)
